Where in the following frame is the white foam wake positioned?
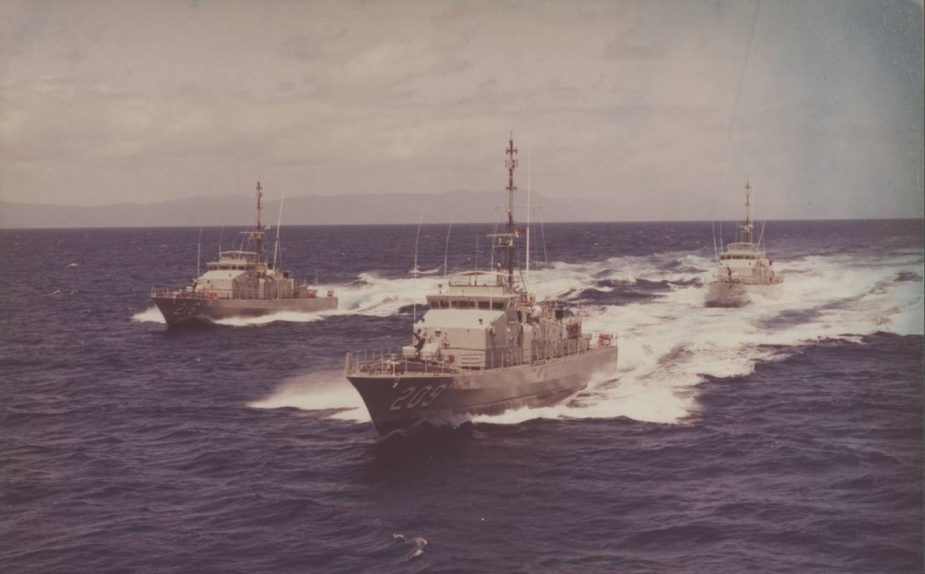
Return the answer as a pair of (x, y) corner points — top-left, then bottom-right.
(213, 310), (330, 327)
(253, 246), (923, 429)
(331, 274), (444, 317)
(475, 247), (922, 427)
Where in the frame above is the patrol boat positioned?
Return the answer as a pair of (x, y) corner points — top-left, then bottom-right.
(151, 181), (337, 325)
(345, 134), (618, 436)
(705, 181), (783, 307)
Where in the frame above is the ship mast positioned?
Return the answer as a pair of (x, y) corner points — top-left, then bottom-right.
(742, 180), (753, 245)
(502, 132), (518, 287)
(240, 180), (266, 265)
(256, 181), (264, 258)
(256, 181), (263, 230)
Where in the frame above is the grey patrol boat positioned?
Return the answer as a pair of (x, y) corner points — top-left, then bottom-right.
(151, 181), (337, 326)
(345, 134), (618, 436)
(705, 181), (783, 307)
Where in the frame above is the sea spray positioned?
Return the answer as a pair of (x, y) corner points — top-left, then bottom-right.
(248, 369), (370, 423)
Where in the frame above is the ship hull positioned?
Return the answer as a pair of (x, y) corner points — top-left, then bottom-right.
(705, 281), (783, 307)
(346, 345), (618, 436)
(151, 295), (337, 326)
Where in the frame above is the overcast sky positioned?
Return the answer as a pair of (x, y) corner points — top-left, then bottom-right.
(1, 0), (922, 220)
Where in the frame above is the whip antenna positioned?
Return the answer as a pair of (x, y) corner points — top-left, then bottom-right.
(526, 145), (532, 289)
(273, 189), (285, 271)
(443, 216), (454, 279)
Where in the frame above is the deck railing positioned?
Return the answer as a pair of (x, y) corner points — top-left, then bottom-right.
(344, 332), (616, 376)
(150, 287), (335, 300)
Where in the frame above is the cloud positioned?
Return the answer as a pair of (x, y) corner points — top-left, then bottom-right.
(0, 0), (921, 219)
(281, 27), (471, 100)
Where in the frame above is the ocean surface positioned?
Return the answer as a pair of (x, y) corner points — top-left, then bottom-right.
(1, 219), (922, 573)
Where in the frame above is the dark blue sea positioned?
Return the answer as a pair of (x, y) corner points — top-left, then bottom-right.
(1, 220), (922, 573)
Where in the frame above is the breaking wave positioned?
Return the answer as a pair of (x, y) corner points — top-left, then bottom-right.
(392, 533), (428, 562)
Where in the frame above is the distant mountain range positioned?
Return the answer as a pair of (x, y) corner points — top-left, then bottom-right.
(0, 190), (633, 228)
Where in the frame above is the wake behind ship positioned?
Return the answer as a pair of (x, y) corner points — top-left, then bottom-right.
(151, 182), (337, 326)
(345, 134), (618, 436)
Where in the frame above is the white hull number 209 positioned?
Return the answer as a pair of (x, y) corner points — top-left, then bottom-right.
(389, 383), (449, 411)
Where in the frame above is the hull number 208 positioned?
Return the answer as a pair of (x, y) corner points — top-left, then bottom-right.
(389, 384), (449, 411)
